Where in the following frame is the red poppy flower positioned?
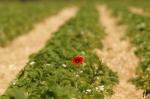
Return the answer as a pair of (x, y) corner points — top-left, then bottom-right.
(72, 56), (84, 65)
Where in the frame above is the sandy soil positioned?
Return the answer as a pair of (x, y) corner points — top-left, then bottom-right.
(95, 5), (143, 99)
(0, 7), (78, 95)
(129, 7), (150, 17)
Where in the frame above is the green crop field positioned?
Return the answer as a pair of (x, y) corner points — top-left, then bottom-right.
(0, 1), (69, 47)
(0, 0), (149, 99)
(1, 3), (118, 99)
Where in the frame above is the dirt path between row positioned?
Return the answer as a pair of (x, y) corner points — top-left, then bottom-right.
(95, 5), (143, 99)
(129, 7), (150, 17)
(0, 7), (78, 95)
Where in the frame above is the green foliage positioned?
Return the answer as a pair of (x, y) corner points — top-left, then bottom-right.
(1, 3), (118, 99)
(0, 1), (66, 47)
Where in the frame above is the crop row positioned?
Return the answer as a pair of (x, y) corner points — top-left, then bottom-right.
(0, 1), (68, 47)
(1, 3), (118, 99)
(104, 0), (150, 96)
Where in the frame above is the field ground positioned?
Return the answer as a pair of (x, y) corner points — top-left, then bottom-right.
(0, 0), (149, 99)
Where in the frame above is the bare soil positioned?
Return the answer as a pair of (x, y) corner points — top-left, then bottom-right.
(129, 7), (150, 17)
(0, 7), (78, 95)
(95, 5), (143, 99)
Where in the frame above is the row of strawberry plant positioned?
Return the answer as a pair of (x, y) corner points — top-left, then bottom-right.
(0, 1), (68, 47)
(104, 0), (150, 96)
(1, 3), (118, 99)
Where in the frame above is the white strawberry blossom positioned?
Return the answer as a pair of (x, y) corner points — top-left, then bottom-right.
(147, 67), (150, 71)
(62, 64), (67, 67)
(96, 77), (100, 80)
(80, 70), (83, 73)
(46, 64), (51, 66)
(86, 89), (91, 92)
(96, 85), (105, 92)
(75, 74), (79, 77)
(29, 61), (35, 65)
